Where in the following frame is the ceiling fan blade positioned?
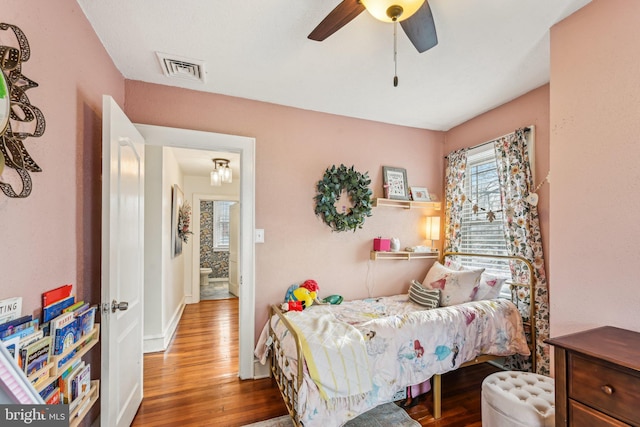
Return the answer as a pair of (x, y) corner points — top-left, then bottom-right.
(308, 0), (366, 41)
(400, 0), (438, 53)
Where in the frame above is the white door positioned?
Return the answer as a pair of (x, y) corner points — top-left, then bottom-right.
(101, 96), (145, 427)
(228, 202), (240, 296)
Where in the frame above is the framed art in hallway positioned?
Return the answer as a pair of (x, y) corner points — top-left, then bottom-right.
(171, 184), (183, 257)
(382, 166), (410, 200)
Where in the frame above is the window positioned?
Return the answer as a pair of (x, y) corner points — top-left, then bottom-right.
(456, 133), (535, 293)
(213, 201), (233, 250)
(458, 144), (511, 279)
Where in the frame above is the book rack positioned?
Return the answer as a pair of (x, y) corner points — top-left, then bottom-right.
(30, 324), (100, 392)
(70, 380), (99, 427)
(25, 324), (100, 427)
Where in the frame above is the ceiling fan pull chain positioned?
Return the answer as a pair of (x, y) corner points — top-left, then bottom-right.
(393, 20), (399, 87)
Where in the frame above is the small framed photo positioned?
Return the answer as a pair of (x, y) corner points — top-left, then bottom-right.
(382, 166), (410, 200)
(410, 186), (431, 202)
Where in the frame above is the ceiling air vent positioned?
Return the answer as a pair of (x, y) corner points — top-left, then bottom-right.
(156, 52), (206, 83)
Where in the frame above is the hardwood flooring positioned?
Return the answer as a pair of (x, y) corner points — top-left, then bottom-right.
(132, 299), (499, 426)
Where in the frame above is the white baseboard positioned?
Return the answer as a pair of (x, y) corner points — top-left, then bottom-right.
(254, 357), (271, 379)
(143, 299), (186, 353)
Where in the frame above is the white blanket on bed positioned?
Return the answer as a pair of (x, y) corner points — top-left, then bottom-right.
(286, 308), (373, 400)
(257, 295), (531, 427)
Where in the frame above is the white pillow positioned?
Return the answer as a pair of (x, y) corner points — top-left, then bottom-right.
(474, 273), (506, 301)
(423, 262), (484, 306)
(443, 259), (506, 301)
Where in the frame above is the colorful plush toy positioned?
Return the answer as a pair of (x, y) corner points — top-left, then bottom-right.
(283, 279), (324, 311)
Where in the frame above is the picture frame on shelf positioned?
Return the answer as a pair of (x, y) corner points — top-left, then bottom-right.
(171, 184), (184, 257)
(382, 166), (410, 200)
(410, 186), (431, 202)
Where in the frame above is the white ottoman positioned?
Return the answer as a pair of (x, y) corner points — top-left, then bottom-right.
(481, 371), (555, 427)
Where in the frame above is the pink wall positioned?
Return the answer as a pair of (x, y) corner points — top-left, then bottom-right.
(0, 1), (124, 319)
(124, 81), (445, 337)
(1, 1), (124, 424)
(549, 0), (640, 337)
(443, 85), (551, 273)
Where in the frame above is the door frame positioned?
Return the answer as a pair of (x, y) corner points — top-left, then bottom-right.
(191, 195), (240, 303)
(135, 123), (256, 379)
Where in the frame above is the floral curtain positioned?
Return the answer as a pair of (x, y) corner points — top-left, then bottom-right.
(494, 128), (550, 375)
(444, 149), (468, 253)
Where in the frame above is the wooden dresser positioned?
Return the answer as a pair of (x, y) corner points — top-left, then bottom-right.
(546, 326), (640, 426)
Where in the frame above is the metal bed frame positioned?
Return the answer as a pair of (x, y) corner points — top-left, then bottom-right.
(268, 252), (536, 425)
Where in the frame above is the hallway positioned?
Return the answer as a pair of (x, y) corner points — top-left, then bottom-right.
(131, 299), (286, 426)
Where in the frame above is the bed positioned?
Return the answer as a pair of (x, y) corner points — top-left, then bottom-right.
(254, 252), (536, 427)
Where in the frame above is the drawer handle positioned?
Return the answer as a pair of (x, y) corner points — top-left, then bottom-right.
(600, 385), (614, 395)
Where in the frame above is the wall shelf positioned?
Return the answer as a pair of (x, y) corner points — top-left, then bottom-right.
(29, 324), (100, 427)
(70, 380), (99, 427)
(32, 325), (100, 393)
(373, 198), (441, 210)
(370, 251), (439, 261)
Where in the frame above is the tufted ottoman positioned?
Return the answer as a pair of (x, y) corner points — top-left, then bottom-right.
(481, 371), (555, 427)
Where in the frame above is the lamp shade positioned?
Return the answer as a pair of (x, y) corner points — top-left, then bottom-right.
(210, 169), (221, 187)
(222, 164), (232, 184)
(426, 216), (440, 241)
(361, 0), (425, 22)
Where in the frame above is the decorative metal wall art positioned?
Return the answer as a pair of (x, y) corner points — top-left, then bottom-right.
(0, 23), (45, 198)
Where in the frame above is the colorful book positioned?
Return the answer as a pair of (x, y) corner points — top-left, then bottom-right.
(0, 319), (39, 340)
(50, 312), (77, 355)
(42, 296), (75, 323)
(30, 368), (49, 388)
(44, 387), (61, 405)
(76, 306), (97, 337)
(42, 284), (73, 307)
(60, 360), (84, 404)
(2, 324), (38, 347)
(1, 335), (20, 361)
(39, 381), (58, 400)
(55, 349), (77, 369)
(63, 301), (86, 314)
(0, 297), (23, 324)
(71, 363), (91, 408)
(21, 335), (52, 376)
(0, 315), (32, 335)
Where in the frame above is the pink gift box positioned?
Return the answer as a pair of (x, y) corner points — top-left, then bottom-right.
(373, 238), (391, 252)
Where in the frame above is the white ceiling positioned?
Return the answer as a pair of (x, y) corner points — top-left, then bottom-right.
(77, 0), (590, 132)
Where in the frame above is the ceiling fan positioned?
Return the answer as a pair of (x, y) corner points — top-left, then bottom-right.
(308, 0), (438, 54)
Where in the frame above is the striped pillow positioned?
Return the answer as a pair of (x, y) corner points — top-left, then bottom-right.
(409, 280), (440, 309)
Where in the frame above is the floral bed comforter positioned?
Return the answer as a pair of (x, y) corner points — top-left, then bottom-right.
(255, 294), (530, 427)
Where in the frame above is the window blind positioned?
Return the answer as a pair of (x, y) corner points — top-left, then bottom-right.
(459, 144), (510, 279)
(213, 201), (232, 249)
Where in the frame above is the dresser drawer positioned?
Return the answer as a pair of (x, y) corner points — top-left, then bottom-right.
(569, 353), (640, 425)
(570, 400), (631, 427)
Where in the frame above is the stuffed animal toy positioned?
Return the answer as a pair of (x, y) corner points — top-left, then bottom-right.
(283, 279), (325, 311)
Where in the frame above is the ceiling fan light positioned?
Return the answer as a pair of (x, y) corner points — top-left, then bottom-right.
(361, 0), (425, 22)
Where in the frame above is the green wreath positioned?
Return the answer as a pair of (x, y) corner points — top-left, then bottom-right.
(314, 164), (372, 232)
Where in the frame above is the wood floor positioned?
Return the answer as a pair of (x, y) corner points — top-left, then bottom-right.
(131, 299), (499, 426)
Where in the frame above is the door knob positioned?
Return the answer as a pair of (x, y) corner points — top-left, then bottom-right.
(111, 300), (129, 313)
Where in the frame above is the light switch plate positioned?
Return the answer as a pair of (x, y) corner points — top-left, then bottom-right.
(255, 229), (264, 243)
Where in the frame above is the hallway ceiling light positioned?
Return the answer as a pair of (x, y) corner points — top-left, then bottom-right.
(211, 158), (232, 186)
